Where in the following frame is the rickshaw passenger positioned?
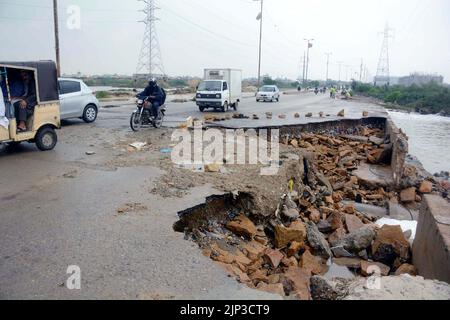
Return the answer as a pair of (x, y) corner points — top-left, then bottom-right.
(14, 70), (37, 132)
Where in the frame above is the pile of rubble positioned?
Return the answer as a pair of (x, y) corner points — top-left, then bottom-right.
(179, 125), (442, 299)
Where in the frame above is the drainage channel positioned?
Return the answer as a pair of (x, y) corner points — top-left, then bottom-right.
(173, 121), (434, 300)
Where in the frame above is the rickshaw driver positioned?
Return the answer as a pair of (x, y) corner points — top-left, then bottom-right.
(13, 70), (37, 132)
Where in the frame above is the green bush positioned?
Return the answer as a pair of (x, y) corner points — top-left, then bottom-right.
(351, 81), (450, 114)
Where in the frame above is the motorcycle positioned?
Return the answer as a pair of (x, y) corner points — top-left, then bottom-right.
(130, 97), (166, 132)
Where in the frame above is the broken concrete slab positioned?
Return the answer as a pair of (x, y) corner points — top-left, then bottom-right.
(354, 162), (394, 189)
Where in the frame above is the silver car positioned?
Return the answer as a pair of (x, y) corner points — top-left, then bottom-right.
(256, 85), (280, 102)
(58, 78), (99, 123)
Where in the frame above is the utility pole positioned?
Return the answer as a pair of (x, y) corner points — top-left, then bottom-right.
(325, 52), (332, 84)
(359, 58), (364, 82)
(337, 61), (343, 84)
(136, 0), (165, 80)
(53, 0), (61, 77)
(302, 52), (306, 85)
(304, 38), (314, 84)
(255, 0), (264, 88)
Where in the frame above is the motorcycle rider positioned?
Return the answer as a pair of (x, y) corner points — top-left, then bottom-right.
(138, 78), (164, 120)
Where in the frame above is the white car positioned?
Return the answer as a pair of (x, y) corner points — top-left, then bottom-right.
(58, 78), (99, 123)
(256, 85), (280, 102)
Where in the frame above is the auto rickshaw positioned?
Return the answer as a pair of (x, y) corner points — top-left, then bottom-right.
(0, 61), (60, 151)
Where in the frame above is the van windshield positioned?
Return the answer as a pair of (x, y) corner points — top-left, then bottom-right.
(198, 81), (222, 92)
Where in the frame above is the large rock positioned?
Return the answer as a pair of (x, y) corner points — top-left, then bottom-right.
(274, 220), (306, 248)
(306, 222), (332, 259)
(361, 260), (390, 276)
(281, 267), (311, 300)
(310, 276), (349, 300)
(287, 241), (305, 257)
(372, 225), (410, 266)
(419, 181), (433, 194)
(344, 214), (365, 233)
(400, 187), (416, 203)
(301, 250), (325, 275)
(395, 263), (418, 276)
(226, 214), (257, 239)
(327, 212), (344, 230)
(333, 257), (362, 269)
(330, 226), (376, 253)
(263, 249), (284, 268)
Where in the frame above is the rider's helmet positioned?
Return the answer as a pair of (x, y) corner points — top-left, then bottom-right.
(148, 78), (157, 88)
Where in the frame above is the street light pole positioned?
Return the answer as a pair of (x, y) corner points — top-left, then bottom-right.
(304, 38), (314, 85)
(255, 0), (264, 89)
(325, 52), (332, 84)
(53, 0), (61, 77)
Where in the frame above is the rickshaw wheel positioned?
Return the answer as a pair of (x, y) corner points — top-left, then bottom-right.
(35, 127), (57, 151)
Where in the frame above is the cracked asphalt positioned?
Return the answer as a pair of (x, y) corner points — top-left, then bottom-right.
(0, 92), (384, 299)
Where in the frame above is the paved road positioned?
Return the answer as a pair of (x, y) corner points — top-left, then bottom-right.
(0, 92), (385, 299)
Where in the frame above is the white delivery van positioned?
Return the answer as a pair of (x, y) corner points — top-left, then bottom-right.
(196, 69), (242, 112)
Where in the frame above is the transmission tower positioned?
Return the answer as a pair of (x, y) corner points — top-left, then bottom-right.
(374, 23), (394, 86)
(135, 0), (165, 79)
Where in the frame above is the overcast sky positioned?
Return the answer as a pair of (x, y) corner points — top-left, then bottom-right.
(1, 0), (449, 81)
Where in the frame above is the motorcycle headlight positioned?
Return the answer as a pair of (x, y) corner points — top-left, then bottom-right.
(137, 99), (144, 104)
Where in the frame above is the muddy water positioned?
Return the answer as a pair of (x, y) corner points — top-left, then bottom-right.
(388, 111), (450, 174)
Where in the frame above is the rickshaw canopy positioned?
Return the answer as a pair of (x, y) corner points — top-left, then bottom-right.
(0, 61), (59, 103)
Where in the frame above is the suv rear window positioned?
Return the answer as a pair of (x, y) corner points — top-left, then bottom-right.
(59, 81), (81, 94)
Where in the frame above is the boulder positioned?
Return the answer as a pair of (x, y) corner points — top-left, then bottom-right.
(372, 225), (410, 265)
(306, 222), (332, 259)
(249, 269), (269, 283)
(287, 241), (305, 257)
(327, 212), (344, 230)
(274, 220), (306, 248)
(331, 245), (354, 258)
(395, 263), (418, 276)
(400, 187), (416, 203)
(242, 240), (267, 260)
(282, 256), (299, 267)
(305, 113), (313, 118)
(328, 228), (347, 244)
(337, 109), (345, 117)
(290, 139), (299, 148)
(263, 249), (284, 268)
(308, 208), (321, 223)
(317, 220), (333, 233)
(330, 226), (376, 253)
(205, 163), (222, 173)
(360, 260), (390, 276)
(419, 181), (433, 194)
(294, 113), (300, 118)
(282, 207), (300, 220)
(282, 267), (311, 300)
(333, 257), (362, 269)
(301, 250), (325, 275)
(344, 214), (365, 233)
(362, 111), (369, 117)
(226, 214), (257, 239)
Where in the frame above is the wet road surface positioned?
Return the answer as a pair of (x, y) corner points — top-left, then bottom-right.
(0, 92), (384, 299)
